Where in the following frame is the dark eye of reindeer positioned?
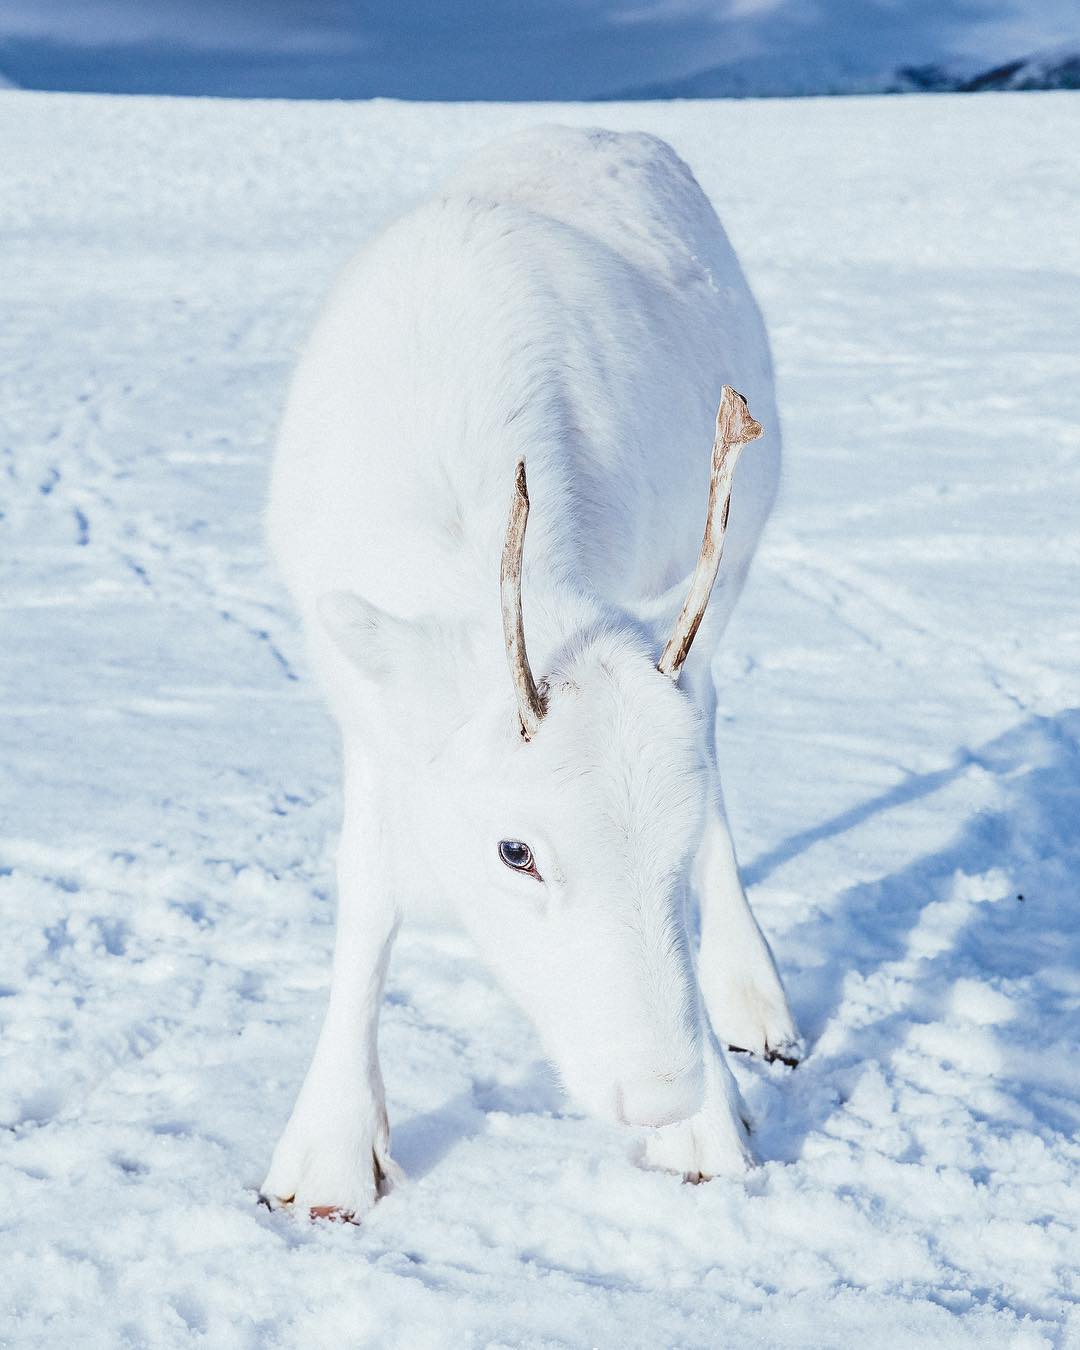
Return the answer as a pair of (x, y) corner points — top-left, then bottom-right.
(498, 839), (539, 877)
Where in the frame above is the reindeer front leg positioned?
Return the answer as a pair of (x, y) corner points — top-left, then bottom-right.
(694, 783), (803, 1066)
(261, 760), (402, 1221)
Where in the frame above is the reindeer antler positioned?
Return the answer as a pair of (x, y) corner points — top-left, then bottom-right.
(657, 386), (763, 681)
(501, 459), (548, 740)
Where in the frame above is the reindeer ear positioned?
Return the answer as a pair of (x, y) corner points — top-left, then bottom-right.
(318, 590), (433, 683)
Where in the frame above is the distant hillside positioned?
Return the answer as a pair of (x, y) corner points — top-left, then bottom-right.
(617, 46), (1080, 100)
(1, 0), (1078, 100)
(945, 47), (1080, 92)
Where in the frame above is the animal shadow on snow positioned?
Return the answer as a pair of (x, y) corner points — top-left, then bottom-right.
(748, 709), (1080, 1161)
(391, 1063), (566, 1180)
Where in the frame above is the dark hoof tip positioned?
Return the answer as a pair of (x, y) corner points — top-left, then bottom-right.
(257, 1191), (294, 1212)
(310, 1205), (359, 1225)
(727, 1042), (801, 1068)
(764, 1047), (801, 1069)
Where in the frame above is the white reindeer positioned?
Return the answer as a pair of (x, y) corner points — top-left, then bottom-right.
(261, 125), (801, 1221)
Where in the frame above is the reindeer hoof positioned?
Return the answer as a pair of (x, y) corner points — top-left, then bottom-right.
(256, 1192), (360, 1224)
(727, 1037), (802, 1068)
(309, 1205), (359, 1224)
(764, 1042), (801, 1068)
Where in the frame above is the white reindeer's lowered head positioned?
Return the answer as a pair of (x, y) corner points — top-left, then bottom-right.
(261, 126), (801, 1221)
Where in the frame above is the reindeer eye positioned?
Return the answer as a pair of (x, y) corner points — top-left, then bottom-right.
(498, 839), (540, 878)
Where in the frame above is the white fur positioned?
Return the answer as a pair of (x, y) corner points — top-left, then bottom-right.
(261, 126), (800, 1218)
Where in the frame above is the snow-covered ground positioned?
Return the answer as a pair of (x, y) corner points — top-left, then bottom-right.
(2, 89), (1079, 1347)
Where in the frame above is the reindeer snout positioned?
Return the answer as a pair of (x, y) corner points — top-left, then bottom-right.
(615, 1066), (704, 1129)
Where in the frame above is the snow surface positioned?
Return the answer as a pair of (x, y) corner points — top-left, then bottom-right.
(2, 89), (1080, 1347)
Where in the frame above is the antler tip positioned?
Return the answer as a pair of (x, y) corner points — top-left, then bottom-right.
(717, 385), (764, 445)
(657, 385), (766, 682)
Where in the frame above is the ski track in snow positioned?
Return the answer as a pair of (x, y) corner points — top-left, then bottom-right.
(1, 90), (1078, 1348)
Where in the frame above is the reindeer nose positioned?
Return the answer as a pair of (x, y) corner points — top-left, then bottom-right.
(615, 1067), (703, 1128)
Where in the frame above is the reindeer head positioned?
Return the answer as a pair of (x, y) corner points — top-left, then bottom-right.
(320, 388), (761, 1129)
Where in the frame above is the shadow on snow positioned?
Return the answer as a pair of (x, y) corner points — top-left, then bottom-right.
(750, 709), (1080, 1162)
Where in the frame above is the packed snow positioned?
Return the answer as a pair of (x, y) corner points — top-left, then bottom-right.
(1, 88), (1079, 1347)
